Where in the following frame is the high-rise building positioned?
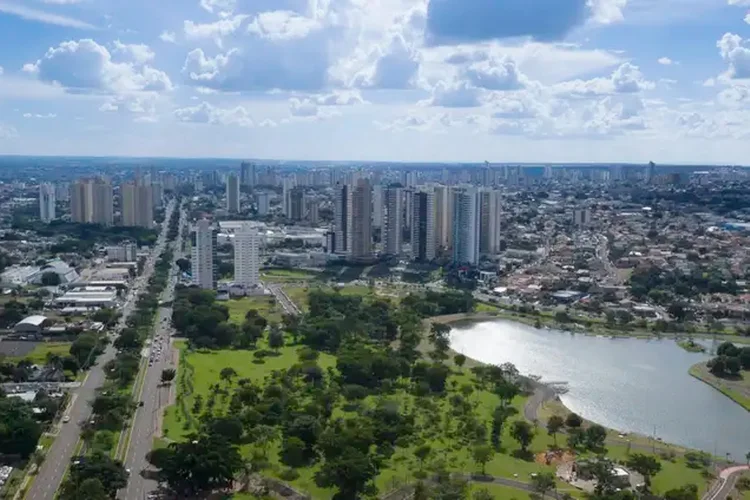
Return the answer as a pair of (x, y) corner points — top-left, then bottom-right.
(226, 173), (240, 213)
(240, 162), (256, 187)
(383, 184), (403, 256)
(574, 208), (592, 227)
(121, 179), (154, 228)
(192, 219), (216, 290)
(479, 189), (503, 255)
(307, 198), (319, 224)
(434, 185), (454, 254)
(106, 243), (137, 262)
(71, 178), (113, 226)
(39, 183), (56, 223)
(646, 161), (656, 184)
(372, 185), (384, 229)
(152, 181), (164, 209)
(452, 188), (480, 265)
(282, 177), (296, 218)
(256, 192), (270, 216)
(290, 187), (305, 221)
(350, 179), (373, 261)
(55, 183), (70, 202)
(333, 182), (352, 255)
(403, 188), (414, 232)
(234, 223), (260, 288)
(411, 190), (435, 262)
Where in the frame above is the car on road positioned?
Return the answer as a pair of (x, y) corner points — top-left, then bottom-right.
(63, 416), (70, 423)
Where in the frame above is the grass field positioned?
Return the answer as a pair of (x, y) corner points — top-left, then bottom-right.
(689, 362), (750, 411)
(4, 341), (71, 364)
(225, 296), (284, 325)
(283, 284), (394, 312)
(260, 268), (322, 283)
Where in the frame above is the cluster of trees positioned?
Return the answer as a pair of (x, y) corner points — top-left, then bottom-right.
(0, 352), (80, 383)
(12, 216), (158, 251)
(629, 264), (739, 304)
(707, 342), (750, 378)
(59, 452), (128, 500)
(171, 287), (234, 348)
(0, 392), (44, 460)
(401, 290), (475, 317)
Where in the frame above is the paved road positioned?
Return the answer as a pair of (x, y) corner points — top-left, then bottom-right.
(25, 200), (175, 500)
(704, 465), (750, 500)
(119, 205), (185, 500)
(267, 283), (301, 316)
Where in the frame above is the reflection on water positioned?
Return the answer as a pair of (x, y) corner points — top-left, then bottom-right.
(450, 320), (750, 460)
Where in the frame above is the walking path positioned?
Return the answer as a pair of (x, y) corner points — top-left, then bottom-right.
(703, 465), (750, 500)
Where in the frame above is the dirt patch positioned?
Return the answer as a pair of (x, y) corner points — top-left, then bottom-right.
(536, 449), (576, 466)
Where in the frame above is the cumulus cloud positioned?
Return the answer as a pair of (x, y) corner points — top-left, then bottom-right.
(247, 10), (323, 41)
(425, 80), (483, 107)
(200, 0), (235, 15)
(316, 90), (366, 106)
(25, 39), (173, 94)
(658, 57), (673, 65)
(717, 33), (750, 79)
(184, 15), (248, 46)
(377, 112), (453, 132)
(23, 112), (56, 119)
(587, 0), (628, 24)
(174, 101), (253, 127)
(553, 62), (653, 97)
(289, 97), (320, 117)
(112, 41), (155, 65)
(462, 57), (525, 90)
(0, 66), (3, 76)
(350, 34), (420, 89)
(0, 123), (18, 140)
(159, 31), (176, 44)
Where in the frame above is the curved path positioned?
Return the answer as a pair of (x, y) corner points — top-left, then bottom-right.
(703, 465), (750, 500)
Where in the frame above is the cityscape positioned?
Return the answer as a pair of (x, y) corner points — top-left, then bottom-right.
(0, 158), (748, 500)
(2, 0), (750, 499)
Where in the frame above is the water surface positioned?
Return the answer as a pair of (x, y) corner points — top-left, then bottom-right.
(450, 320), (750, 460)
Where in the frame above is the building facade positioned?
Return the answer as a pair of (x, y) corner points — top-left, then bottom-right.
(240, 162), (256, 187)
(411, 190), (436, 262)
(333, 182), (352, 255)
(383, 184), (403, 256)
(452, 188), (480, 265)
(434, 185), (454, 255)
(71, 178), (113, 226)
(479, 189), (503, 255)
(192, 219), (217, 290)
(121, 179), (154, 228)
(234, 223), (261, 288)
(39, 183), (56, 223)
(350, 178), (372, 261)
(226, 173), (240, 213)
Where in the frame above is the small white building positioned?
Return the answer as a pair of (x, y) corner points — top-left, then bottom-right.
(14, 315), (51, 334)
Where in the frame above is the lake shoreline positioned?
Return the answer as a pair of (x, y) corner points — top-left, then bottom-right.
(437, 313), (736, 460)
(688, 362), (750, 412)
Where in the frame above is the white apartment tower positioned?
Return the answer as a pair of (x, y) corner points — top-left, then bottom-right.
(411, 190), (436, 262)
(452, 188), (480, 265)
(256, 192), (270, 216)
(282, 177), (296, 218)
(372, 184), (384, 229)
(479, 189), (503, 255)
(226, 173), (240, 213)
(121, 179), (154, 228)
(240, 162), (256, 187)
(383, 185), (403, 256)
(234, 223), (261, 288)
(434, 185), (454, 254)
(39, 183), (56, 223)
(71, 178), (113, 226)
(350, 178), (373, 261)
(192, 219), (217, 290)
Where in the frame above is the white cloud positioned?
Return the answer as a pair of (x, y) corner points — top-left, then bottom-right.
(159, 31), (177, 44)
(0, 1), (94, 29)
(289, 97), (319, 117)
(22, 112), (56, 119)
(658, 57), (673, 65)
(184, 15), (248, 46)
(174, 101), (253, 127)
(377, 112), (452, 132)
(588, 0), (629, 24)
(316, 90), (366, 106)
(717, 33), (750, 79)
(247, 10), (323, 41)
(0, 123), (18, 140)
(112, 41), (155, 65)
(26, 39), (172, 94)
(0, 66), (3, 76)
(425, 80), (483, 108)
(462, 57), (525, 90)
(745, 12), (750, 24)
(200, 0), (235, 15)
(553, 62), (654, 97)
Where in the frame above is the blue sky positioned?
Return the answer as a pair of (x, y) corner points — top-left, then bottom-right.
(0, 0), (749, 163)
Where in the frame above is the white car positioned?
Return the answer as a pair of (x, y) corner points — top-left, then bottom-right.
(63, 416), (70, 423)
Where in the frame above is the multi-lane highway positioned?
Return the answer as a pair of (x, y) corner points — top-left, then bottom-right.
(118, 205), (185, 500)
(25, 200), (176, 500)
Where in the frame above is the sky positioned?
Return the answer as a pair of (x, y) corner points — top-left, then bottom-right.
(0, 0), (749, 164)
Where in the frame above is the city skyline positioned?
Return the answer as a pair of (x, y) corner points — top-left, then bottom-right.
(0, 1), (749, 163)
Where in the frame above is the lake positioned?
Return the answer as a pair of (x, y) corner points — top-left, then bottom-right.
(450, 319), (750, 460)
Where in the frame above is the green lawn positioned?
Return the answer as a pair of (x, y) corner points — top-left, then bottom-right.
(283, 284), (390, 312)
(6, 341), (71, 364)
(225, 296), (284, 325)
(162, 339), (336, 442)
(468, 482), (584, 499)
(260, 268), (322, 282)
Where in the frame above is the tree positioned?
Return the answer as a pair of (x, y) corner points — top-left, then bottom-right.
(219, 367), (237, 384)
(160, 368), (176, 384)
(268, 328), (285, 351)
(315, 447), (379, 500)
(454, 354), (467, 369)
(589, 458), (616, 497)
(546, 415), (565, 447)
(585, 424), (607, 451)
(59, 451), (128, 499)
(510, 420), (535, 452)
(41, 271), (61, 286)
(280, 437), (307, 468)
(414, 444), (431, 471)
(663, 484), (699, 500)
(158, 433), (243, 497)
(626, 454), (662, 490)
(254, 425), (278, 457)
(565, 412), (583, 429)
(531, 472), (556, 499)
(473, 489), (494, 500)
(472, 445), (494, 475)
